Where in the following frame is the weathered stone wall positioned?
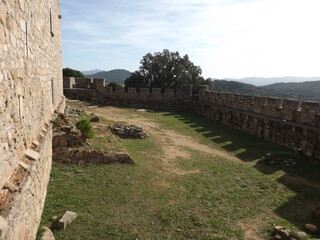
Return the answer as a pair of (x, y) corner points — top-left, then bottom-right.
(0, 0), (63, 239)
(64, 78), (320, 160)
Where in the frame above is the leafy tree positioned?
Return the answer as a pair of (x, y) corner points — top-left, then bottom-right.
(125, 71), (149, 88)
(76, 119), (94, 140)
(63, 68), (85, 79)
(108, 82), (122, 88)
(125, 49), (207, 89)
(203, 78), (213, 90)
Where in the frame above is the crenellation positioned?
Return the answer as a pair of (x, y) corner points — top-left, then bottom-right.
(198, 85), (209, 101)
(300, 101), (320, 125)
(164, 88), (174, 99)
(63, 78), (320, 161)
(241, 95), (254, 111)
(177, 85), (192, 99)
(92, 78), (104, 91)
(264, 97), (282, 118)
(63, 77), (75, 89)
(209, 91), (218, 104)
(151, 88), (161, 99)
(249, 96), (265, 114)
(281, 99), (299, 121)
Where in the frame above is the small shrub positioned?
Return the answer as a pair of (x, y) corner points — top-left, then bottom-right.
(76, 119), (94, 140)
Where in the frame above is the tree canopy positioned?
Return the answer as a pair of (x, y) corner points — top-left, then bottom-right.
(63, 68), (85, 79)
(108, 82), (122, 88)
(125, 49), (209, 89)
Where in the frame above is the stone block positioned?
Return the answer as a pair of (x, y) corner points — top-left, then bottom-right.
(32, 140), (40, 146)
(51, 211), (77, 230)
(0, 216), (8, 240)
(24, 148), (39, 161)
(41, 227), (55, 240)
(19, 161), (30, 170)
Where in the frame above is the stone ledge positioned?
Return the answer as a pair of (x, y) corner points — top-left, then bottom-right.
(24, 149), (39, 161)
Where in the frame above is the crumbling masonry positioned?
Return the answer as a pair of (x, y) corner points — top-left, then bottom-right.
(64, 78), (320, 161)
(0, 0), (64, 239)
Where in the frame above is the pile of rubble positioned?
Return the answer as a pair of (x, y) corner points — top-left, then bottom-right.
(109, 124), (149, 139)
(273, 226), (308, 240)
(258, 153), (297, 168)
(65, 106), (84, 118)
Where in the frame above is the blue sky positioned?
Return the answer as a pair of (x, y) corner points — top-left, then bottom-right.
(60, 0), (320, 79)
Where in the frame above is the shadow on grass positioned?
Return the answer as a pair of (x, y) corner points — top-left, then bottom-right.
(162, 111), (320, 235)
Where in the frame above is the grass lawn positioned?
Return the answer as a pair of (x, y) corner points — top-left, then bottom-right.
(38, 104), (320, 240)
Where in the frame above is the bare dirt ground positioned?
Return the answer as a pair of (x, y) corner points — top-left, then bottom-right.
(87, 106), (243, 176)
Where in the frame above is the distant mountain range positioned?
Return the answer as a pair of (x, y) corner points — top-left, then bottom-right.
(223, 76), (320, 86)
(81, 69), (102, 75)
(212, 79), (320, 102)
(84, 69), (131, 84)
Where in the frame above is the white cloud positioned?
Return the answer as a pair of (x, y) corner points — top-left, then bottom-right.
(61, 0), (320, 78)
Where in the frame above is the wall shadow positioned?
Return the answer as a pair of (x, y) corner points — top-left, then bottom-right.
(162, 111), (320, 236)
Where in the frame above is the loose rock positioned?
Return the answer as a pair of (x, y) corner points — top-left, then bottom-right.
(90, 116), (100, 122)
(41, 226), (55, 240)
(51, 211), (77, 230)
(305, 224), (318, 233)
(109, 124), (149, 139)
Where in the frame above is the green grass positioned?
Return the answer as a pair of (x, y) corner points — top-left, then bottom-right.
(38, 106), (320, 240)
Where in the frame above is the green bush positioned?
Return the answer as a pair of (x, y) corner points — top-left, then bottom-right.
(76, 119), (94, 140)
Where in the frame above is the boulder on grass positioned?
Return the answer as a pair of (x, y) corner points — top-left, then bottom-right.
(51, 211), (77, 230)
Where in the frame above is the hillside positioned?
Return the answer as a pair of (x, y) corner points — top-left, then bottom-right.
(81, 69), (102, 75)
(85, 69), (131, 84)
(212, 79), (320, 102)
(224, 76), (320, 86)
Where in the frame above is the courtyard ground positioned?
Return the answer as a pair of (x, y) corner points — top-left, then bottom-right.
(38, 101), (320, 240)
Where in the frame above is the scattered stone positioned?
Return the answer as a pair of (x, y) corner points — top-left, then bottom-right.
(258, 153), (297, 168)
(3, 182), (18, 192)
(291, 231), (308, 239)
(51, 211), (77, 230)
(109, 124), (149, 139)
(88, 105), (98, 109)
(19, 161), (30, 170)
(74, 151), (84, 160)
(305, 224), (318, 233)
(32, 140), (40, 146)
(273, 226), (308, 240)
(65, 106), (83, 117)
(90, 116), (100, 122)
(24, 148), (39, 161)
(136, 109), (149, 112)
(41, 226), (55, 240)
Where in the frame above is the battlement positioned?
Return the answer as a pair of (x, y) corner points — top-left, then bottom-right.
(63, 77), (320, 160)
(64, 77), (320, 127)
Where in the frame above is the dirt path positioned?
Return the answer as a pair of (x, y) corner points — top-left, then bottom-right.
(87, 106), (242, 175)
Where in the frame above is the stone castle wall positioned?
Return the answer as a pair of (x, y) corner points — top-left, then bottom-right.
(64, 78), (320, 160)
(0, 0), (64, 239)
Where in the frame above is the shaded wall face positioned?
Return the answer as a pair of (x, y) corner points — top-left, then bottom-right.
(63, 81), (320, 160)
(0, 0), (63, 239)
